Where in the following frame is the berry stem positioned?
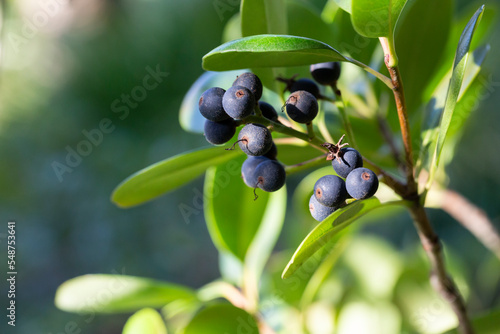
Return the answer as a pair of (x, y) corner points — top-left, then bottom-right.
(284, 154), (328, 175)
(306, 122), (316, 141)
(331, 85), (357, 149)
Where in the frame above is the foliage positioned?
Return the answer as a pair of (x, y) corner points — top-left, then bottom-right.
(54, 1), (499, 333)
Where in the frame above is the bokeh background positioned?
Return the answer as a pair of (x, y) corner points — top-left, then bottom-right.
(0, 0), (499, 333)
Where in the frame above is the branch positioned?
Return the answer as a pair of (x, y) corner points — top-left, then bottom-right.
(408, 204), (474, 334)
(441, 189), (500, 260)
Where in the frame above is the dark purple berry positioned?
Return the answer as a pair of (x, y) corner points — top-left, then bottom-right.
(254, 160), (286, 192)
(289, 78), (320, 98)
(263, 142), (277, 160)
(241, 156), (269, 187)
(332, 147), (363, 178)
(258, 101), (278, 121)
(314, 175), (347, 207)
(204, 119), (236, 145)
(238, 123), (273, 156)
(285, 90), (318, 123)
(233, 72), (263, 101)
(310, 62), (341, 85)
(223, 86), (255, 120)
(199, 87), (230, 122)
(309, 195), (336, 222)
(345, 168), (379, 200)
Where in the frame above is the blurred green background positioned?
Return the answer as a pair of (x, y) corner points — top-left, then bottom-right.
(0, 0), (499, 333)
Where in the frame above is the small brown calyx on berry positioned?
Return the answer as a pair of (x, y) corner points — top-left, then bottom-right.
(321, 134), (349, 161)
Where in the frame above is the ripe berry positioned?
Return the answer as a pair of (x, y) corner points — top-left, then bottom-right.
(289, 78), (320, 99)
(241, 156), (270, 187)
(263, 142), (277, 160)
(223, 86), (255, 120)
(238, 123), (273, 156)
(258, 101), (278, 121)
(204, 119), (236, 145)
(345, 168), (379, 200)
(309, 195), (336, 222)
(254, 160), (286, 192)
(233, 72), (263, 101)
(310, 62), (341, 85)
(314, 175), (347, 207)
(332, 147), (363, 178)
(285, 90), (318, 123)
(199, 87), (230, 122)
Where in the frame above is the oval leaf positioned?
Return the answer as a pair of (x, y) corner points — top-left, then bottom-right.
(55, 274), (196, 313)
(204, 157), (286, 262)
(352, 0), (408, 39)
(123, 308), (168, 334)
(203, 34), (347, 71)
(282, 199), (406, 278)
(112, 147), (243, 208)
(184, 304), (259, 334)
(202, 34), (393, 88)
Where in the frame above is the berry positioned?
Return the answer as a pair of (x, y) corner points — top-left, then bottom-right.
(285, 90), (318, 123)
(314, 175), (347, 207)
(223, 86), (255, 120)
(258, 101), (278, 121)
(199, 87), (230, 122)
(263, 142), (277, 160)
(238, 123), (273, 156)
(345, 168), (379, 200)
(289, 78), (320, 98)
(241, 156), (269, 187)
(233, 72), (263, 101)
(332, 147), (363, 178)
(204, 119), (236, 145)
(254, 160), (286, 192)
(310, 62), (341, 85)
(309, 195), (336, 222)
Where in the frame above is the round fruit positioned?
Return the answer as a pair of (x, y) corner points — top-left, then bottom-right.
(241, 156), (270, 187)
(345, 168), (379, 200)
(309, 195), (336, 222)
(199, 87), (230, 122)
(233, 72), (263, 101)
(222, 86), (255, 120)
(204, 119), (236, 145)
(310, 62), (341, 85)
(285, 90), (318, 123)
(289, 78), (320, 98)
(238, 123), (273, 156)
(263, 142), (277, 160)
(332, 147), (363, 178)
(254, 160), (286, 192)
(314, 175), (348, 207)
(258, 101), (278, 121)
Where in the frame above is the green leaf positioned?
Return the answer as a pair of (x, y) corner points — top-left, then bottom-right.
(123, 308), (168, 334)
(204, 156), (286, 261)
(395, 0), (452, 113)
(240, 0), (287, 94)
(282, 199), (406, 278)
(351, 0), (408, 39)
(55, 274), (196, 313)
(287, 0), (336, 46)
(417, 44), (489, 175)
(333, 0), (351, 14)
(426, 6), (485, 190)
(112, 146), (243, 208)
(179, 70), (244, 134)
(202, 34), (393, 87)
(442, 309), (500, 334)
(183, 304), (259, 334)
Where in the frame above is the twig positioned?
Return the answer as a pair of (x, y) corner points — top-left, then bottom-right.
(441, 189), (500, 260)
(376, 114), (404, 168)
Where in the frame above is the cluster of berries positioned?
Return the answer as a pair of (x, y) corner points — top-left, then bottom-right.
(309, 136), (379, 221)
(198, 72), (286, 194)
